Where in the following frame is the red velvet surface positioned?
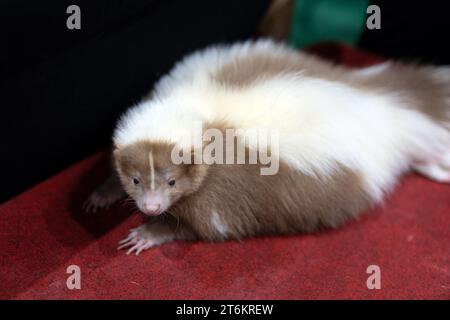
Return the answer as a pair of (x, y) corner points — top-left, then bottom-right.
(1, 46), (449, 300)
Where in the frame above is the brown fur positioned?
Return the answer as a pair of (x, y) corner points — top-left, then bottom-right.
(113, 122), (371, 242)
(172, 160), (371, 241)
(213, 50), (450, 125)
(350, 63), (450, 126)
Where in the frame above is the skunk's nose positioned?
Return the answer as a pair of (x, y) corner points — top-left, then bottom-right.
(143, 203), (160, 215)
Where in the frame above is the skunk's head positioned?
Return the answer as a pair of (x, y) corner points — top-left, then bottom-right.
(114, 141), (207, 216)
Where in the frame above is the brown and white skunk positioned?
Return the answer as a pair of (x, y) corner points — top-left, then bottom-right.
(84, 40), (450, 255)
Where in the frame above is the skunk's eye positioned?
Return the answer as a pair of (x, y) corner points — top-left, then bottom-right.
(168, 179), (176, 187)
(132, 178), (140, 185)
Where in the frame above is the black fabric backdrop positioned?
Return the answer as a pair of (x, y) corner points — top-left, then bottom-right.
(360, 1), (450, 65)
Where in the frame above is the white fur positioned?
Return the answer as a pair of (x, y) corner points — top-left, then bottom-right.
(353, 62), (390, 77)
(210, 211), (229, 236)
(149, 151), (155, 190)
(114, 40), (450, 203)
(443, 151), (450, 168)
(413, 163), (450, 183)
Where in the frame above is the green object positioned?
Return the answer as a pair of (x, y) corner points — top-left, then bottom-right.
(289, 0), (369, 48)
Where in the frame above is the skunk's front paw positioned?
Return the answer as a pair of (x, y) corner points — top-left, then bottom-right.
(83, 191), (120, 213)
(117, 225), (167, 255)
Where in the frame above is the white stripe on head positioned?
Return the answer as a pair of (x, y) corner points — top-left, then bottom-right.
(149, 151), (155, 190)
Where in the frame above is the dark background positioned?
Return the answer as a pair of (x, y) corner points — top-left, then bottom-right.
(1, 0), (449, 203)
(0, 0), (271, 202)
(359, 1), (450, 65)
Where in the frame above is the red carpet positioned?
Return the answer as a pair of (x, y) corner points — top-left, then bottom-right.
(0, 45), (449, 300)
